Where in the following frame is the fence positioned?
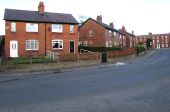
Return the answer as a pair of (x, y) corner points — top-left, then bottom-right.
(46, 51), (100, 62)
(46, 51), (59, 62)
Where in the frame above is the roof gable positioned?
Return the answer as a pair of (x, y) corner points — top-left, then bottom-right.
(4, 9), (79, 24)
(79, 18), (118, 32)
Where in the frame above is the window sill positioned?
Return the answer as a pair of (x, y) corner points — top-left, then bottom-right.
(70, 33), (77, 35)
(26, 50), (39, 52)
(52, 32), (63, 34)
(52, 49), (63, 51)
(11, 32), (16, 33)
(25, 32), (39, 34)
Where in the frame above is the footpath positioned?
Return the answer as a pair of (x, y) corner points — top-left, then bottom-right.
(0, 50), (156, 82)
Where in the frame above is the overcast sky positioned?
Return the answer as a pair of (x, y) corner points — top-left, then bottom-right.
(1, 0), (170, 35)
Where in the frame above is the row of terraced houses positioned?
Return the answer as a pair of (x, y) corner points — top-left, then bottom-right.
(3, 2), (170, 58)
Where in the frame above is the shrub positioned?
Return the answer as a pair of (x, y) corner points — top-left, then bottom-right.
(78, 46), (121, 53)
(135, 45), (146, 55)
(2, 56), (51, 65)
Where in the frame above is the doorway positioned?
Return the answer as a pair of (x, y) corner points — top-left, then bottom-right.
(10, 40), (18, 57)
(70, 41), (75, 53)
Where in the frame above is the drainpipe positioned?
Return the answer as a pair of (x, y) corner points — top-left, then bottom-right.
(44, 23), (47, 56)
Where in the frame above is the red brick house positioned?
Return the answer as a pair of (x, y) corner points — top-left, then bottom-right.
(136, 33), (170, 49)
(4, 2), (79, 58)
(79, 15), (135, 48)
(118, 26), (135, 48)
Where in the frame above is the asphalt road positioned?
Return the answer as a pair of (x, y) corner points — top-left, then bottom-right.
(0, 49), (170, 112)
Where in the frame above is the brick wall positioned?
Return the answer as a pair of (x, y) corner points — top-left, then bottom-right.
(59, 52), (100, 62)
(79, 52), (100, 61)
(108, 48), (136, 58)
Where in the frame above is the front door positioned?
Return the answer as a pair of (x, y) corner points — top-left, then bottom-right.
(10, 40), (18, 57)
(70, 41), (75, 53)
(157, 44), (160, 49)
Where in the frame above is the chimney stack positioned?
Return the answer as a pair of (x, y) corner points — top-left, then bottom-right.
(149, 32), (152, 35)
(96, 15), (102, 23)
(122, 26), (126, 31)
(132, 30), (134, 34)
(38, 2), (44, 14)
(110, 22), (114, 28)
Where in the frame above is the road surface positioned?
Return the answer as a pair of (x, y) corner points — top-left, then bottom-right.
(0, 49), (170, 112)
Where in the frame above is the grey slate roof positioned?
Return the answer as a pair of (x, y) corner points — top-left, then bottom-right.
(95, 19), (118, 32)
(92, 18), (118, 32)
(4, 9), (79, 24)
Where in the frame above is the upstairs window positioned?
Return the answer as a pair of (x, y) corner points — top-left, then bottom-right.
(11, 22), (16, 32)
(70, 25), (74, 33)
(52, 24), (63, 32)
(52, 40), (63, 49)
(26, 40), (39, 50)
(26, 23), (38, 32)
(89, 30), (93, 37)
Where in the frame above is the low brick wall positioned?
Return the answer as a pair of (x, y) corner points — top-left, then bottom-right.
(59, 52), (100, 62)
(79, 52), (100, 61)
(108, 48), (136, 58)
(59, 49), (136, 62)
(59, 53), (78, 62)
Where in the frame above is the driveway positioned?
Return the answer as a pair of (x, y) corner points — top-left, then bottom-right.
(0, 49), (170, 112)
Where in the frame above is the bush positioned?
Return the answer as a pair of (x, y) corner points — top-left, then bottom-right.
(0, 37), (5, 57)
(135, 45), (146, 55)
(79, 46), (121, 53)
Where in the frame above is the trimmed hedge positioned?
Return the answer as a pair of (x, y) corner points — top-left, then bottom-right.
(79, 46), (121, 52)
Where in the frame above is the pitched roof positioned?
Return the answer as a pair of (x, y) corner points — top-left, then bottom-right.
(79, 18), (119, 33)
(4, 9), (79, 24)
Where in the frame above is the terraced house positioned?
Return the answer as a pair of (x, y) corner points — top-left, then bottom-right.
(4, 2), (79, 58)
(79, 15), (135, 48)
(136, 33), (170, 49)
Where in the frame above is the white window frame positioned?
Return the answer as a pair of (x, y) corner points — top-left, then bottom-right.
(11, 22), (16, 32)
(89, 30), (93, 37)
(26, 40), (39, 50)
(26, 23), (38, 32)
(52, 40), (63, 49)
(70, 25), (74, 33)
(52, 24), (63, 32)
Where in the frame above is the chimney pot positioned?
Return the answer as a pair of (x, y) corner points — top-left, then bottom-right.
(38, 1), (45, 14)
(96, 15), (102, 23)
(122, 26), (126, 31)
(110, 22), (114, 28)
(149, 32), (152, 35)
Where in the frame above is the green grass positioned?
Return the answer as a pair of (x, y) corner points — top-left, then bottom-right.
(1, 56), (51, 65)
